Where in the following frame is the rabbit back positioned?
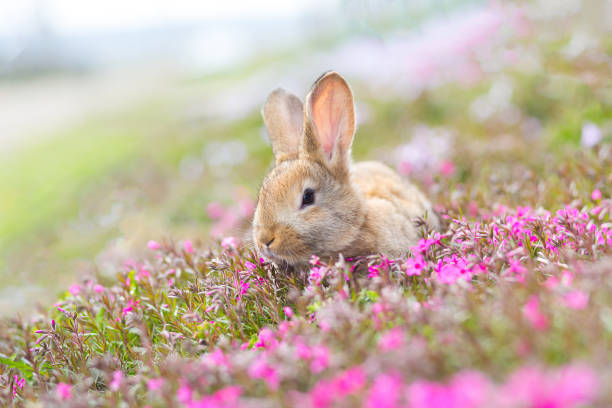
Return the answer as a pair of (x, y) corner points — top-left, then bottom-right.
(351, 161), (439, 256)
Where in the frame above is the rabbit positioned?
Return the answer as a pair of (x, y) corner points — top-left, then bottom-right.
(252, 71), (438, 267)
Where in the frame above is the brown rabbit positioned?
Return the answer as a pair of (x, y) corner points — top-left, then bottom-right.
(252, 71), (438, 267)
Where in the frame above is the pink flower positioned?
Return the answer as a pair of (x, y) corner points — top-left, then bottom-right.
(522, 295), (549, 331)
(56, 382), (72, 400)
(248, 355), (279, 390)
(439, 160), (456, 177)
(591, 189), (602, 201)
(204, 348), (230, 368)
(309, 380), (334, 408)
(310, 255), (321, 265)
(508, 258), (527, 282)
(398, 160), (412, 176)
(68, 284), (81, 296)
(255, 328), (278, 350)
(177, 382), (193, 404)
(236, 279), (250, 302)
(502, 365), (599, 408)
(137, 267), (151, 280)
(368, 264), (381, 278)
(183, 240), (194, 254)
(147, 240), (161, 250)
(12, 375), (25, 399)
(333, 366), (366, 396)
(450, 371), (492, 407)
(283, 306), (293, 319)
(408, 371), (491, 408)
(206, 202), (226, 219)
(372, 302), (385, 315)
(563, 290), (589, 310)
(109, 370), (123, 391)
(408, 381), (453, 408)
(213, 385), (242, 404)
(310, 345), (330, 373)
(366, 373), (403, 408)
(405, 254), (425, 276)
(296, 341), (312, 360)
(122, 299), (140, 316)
(93, 284), (104, 293)
(221, 236), (237, 249)
(379, 328), (405, 351)
(147, 378), (164, 392)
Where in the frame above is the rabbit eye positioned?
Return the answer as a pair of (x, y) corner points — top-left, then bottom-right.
(301, 188), (315, 208)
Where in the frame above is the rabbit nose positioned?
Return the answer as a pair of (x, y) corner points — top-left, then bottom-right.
(257, 232), (276, 248)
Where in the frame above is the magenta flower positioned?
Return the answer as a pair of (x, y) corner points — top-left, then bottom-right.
(147, 240), (161, 250)
(408, 371), (491, 408)
(283, 306), (293, 319)
(405, 254), (425, 276)
(244, 260), (257, 271)
(591, 189), (602, 201)
(12, 375), (25, 399)
(296, 341), (312, 360)
(367, 264), (381, 278)
(508, 258), (527, 282)
(502, 365), (599, 408)
(408, 381), (453, 408)
(522, 295), (549, 331)
(333, 366), (366, 396)
(450, 371), (492, 407)
(109, 370), (123, 391)
(204, 348), (230, 368)
(206, 202), (226, 219)
(213, 385), (242, 404)
(379, 328), (405, 351)
(366, 373), (403, 408)
(122, 299), (141, 316)
(255, 328), (278, 350)
(183, 240), (194, 254)
(236, 279), (250, 302)
(439, 160), (456, 177)
(93, 284), (104, 293)
(177, 382), (193, 404)
(146, 378), (164, 392)
(56, 382), (72, 400)
(68, 284), (81, 296)
(248, 355), (279, 390)
(563, 290), (589, 310)
(310, 345), (330, 373)
(309, 379), (334, 408)
(221, 236), (237, 249)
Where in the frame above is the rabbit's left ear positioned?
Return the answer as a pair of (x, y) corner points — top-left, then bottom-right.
(302, 71), (355, 178)
(262, 88), (304, 164)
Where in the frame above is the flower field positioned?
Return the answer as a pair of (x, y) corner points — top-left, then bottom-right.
(2, 146), (612, 406)
(1, 1), (611, 407)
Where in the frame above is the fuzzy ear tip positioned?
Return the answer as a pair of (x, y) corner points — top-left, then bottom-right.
(314, 71), (346, 86)
(266, 88), (287, 102)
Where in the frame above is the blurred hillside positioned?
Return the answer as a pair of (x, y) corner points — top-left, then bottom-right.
(0, 0), (611, 315)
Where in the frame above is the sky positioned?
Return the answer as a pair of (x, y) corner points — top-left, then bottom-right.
(0, 0), (337, 36)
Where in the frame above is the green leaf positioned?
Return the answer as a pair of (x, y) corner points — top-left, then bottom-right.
(0, 355), (34, 381)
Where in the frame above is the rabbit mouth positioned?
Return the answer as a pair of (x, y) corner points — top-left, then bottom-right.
(259, 244), (306, 265)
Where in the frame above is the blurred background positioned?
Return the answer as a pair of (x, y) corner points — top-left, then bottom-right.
(1, 0), (611, 315)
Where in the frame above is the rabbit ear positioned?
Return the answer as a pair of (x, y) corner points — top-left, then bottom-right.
(302, 71), (355, 178)
(262, 88), (304, 164)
